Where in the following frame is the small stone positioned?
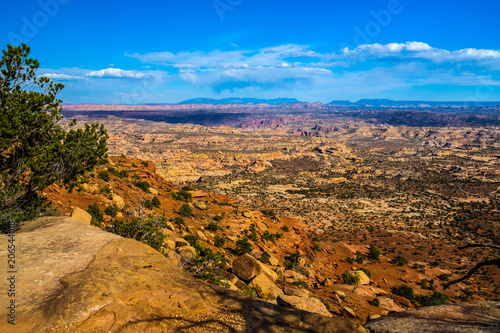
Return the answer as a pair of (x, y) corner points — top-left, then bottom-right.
(342, 306), (356, 318)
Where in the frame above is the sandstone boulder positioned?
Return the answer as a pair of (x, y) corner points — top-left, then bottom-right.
(342, 306), (357, 318)
(173, 237), (190, 248)
(112, 194), (126, 210)
(232, 254), (277, 282)
(176, 246), (197, 262)
(148, 187), (159, 195)
(194, 201), (207, 210)
(70, 207), (92, 224)
(364, 301), (500, 333)
(278, 295), (331, 317)
(349, 270), (370, 285)
(249, 273), (284, 300)
(284, 287), (310, 298)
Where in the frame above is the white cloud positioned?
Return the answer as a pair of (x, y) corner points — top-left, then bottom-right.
(40, 73), (82, 80)
(340, 41), (500, 62)
(85, 68), (151, 79)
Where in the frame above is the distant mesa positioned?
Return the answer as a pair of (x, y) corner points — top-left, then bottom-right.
(328, 99), (500, 107)
(178, 97), (303, 105)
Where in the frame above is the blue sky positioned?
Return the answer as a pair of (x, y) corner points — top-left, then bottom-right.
(1, 0), (499, 103)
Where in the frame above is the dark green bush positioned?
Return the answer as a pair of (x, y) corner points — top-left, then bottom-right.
(143, 199), (153, 210)
(368, 244), (381, 261)
(214, 235), (226, 248)
(394, 284), (415, 301)
(360, 267), (372, 278)
(281, 225), (290, 232)
(98, 170), (110, 182)
(391, 255), (409, 266)
(134, 180), (150, 192)
(207, 221), (219, 231)
(179, 203), (193, 217)
(104, 205), (117, 217)
(172, 190), (192, 201)
(342, 271), (360, 285)
(109, 217), (165, 253)
(261, 209), (275, 217)
(370, 297), (380, 306)
(87, 204), (104, 226)
(235, 237), (253, 255)
(151, 196), (161, 208)
(260, 251), (271, 264)
(173, 216), (185, 226)
(183, 234), (200, 246)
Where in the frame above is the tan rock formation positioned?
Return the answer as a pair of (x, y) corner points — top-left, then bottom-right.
(70, 207), (92, 224)
(0, 216), (367, 332)
(278, 295), (332, 317)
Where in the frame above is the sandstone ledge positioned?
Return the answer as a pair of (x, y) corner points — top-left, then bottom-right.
(0, 217), (365, 333)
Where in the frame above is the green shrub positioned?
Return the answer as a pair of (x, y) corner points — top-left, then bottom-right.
(207, 221), (219, 231)
(281, 225), (290, 232)
(173, 216), (185, 226)
(143, 199), (153, 210)
(360, 267), (372, 278)
(98, 170), (111, 182)
(260, 251), (271, 264)
(262, 230), (282, 242)
(183, 234), (200, 246)
(181, 185), (194, 191)
(342, 271), (360, 285)
(249, 231), (259, 242)
(261, 209), (275, 217)
(370, 297), (380, 306)
(235, 237), (253, 255)
(416, 292), (449, 307)
(100, 185), (112, 198)
(214, 235), (226, 248)
(134, 180), (150, 192)
(141, 161), (149, 167)
(284, 260), (297, 270)
(437, 274), (449, 282)
(391, 256), (409, 266)
(104, 205), (117, 217)
(110, 216), (165, 253)
(368, 244), (381, 261)
(394, 284), (415, 302)
(243, 287), (258, 298)
(214, 213), (224, 222)
(179, 203), (193, 217)
(151, 196), (161, 208)
(346, 251), (365, 264)
(87, 204), (104, 226)
(172, 190), (192, 201)
(313, 244), (321, 253)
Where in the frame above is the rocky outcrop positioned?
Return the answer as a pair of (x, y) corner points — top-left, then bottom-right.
(232, 253), (277, 282)
(0, 217), (366, 332)
(349, 270), (370, 285)
(364, 301), (500, 333)
(278, 295), (332, 317)
(70, 207), (92, 224)
(249, 273), (284, 300)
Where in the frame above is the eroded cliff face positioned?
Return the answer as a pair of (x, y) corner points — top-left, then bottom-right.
(0, 216), (365, 333)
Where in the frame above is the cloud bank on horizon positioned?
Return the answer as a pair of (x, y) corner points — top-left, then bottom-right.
(40, 41), (500, 104)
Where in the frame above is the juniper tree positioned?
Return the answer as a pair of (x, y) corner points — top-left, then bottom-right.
(0, 44), (108, 231)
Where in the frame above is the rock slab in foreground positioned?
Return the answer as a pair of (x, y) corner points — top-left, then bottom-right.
(0, 216), (366, 333)
(364, 301), (500, 333)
